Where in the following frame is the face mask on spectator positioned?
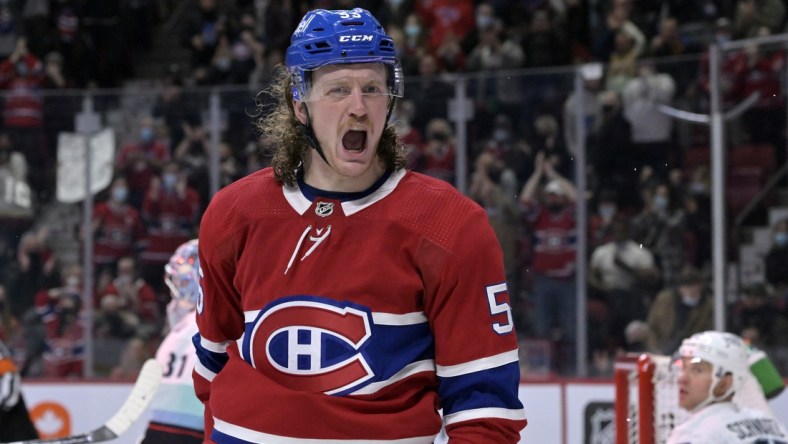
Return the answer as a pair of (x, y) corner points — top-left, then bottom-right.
(476, 14), (494, 29)
(546, 202), (563, 213)
(65, 275), (80, 288)
(599, 204), (616, 221)
(430, 132), (448, 143)
(111, 186), (128, 202)
(775, 232), (788, 247)
(404, 24), (420, 38)
(716, 33), (731, 45)
(216, 56), (231, 72)
(689, 182), (707, 195)
(653, 195), (669, 212)
(140, 127), (155, 143)
(162, 173), (178, 190)
(493, 129), (510, 142)
(116, 273), (132, 285)
(680, 289), (701, 306)
(15, 62), (27, 77)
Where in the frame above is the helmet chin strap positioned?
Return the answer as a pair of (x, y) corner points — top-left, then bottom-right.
(301, 104), (330, 166)
(690, 368), (735, 413)
(299, 97), (398, 168)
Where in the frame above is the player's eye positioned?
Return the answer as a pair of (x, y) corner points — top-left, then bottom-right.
(362, 85), (385, 95)
(327, 86), (351, 98)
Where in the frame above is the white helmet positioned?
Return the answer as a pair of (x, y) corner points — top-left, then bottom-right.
(163, 239), (200, 328)
(677, 330), (749, 411)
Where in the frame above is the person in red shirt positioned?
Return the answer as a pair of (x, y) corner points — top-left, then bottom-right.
(520, 150), (578, 375)
(91, 176), (144, 276)
(98, 255), (160, 329)
(416, 0), (475, 52)
(0, 37), (49, 201)
(418, 117), (455, 183)
(139, 162), (200, 294)
(33, 263), (85, 377)
(115, 116), (171, 209)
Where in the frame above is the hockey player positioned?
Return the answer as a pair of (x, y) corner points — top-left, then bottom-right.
(0, 339), (38, 441)
(140, 239), (203, 443)
(193, 7), (526, 444)
(667, 330), (788, 444)
(733, 344), (785, 418)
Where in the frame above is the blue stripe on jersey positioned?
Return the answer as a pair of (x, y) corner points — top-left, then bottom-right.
(438, 361), (522, 415)
(192, 333), (228, 374)
(211, 429), (255, 444)
(362, 323), (434, 377)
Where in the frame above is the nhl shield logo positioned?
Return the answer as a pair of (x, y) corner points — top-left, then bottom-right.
(315, 202), (334, 217)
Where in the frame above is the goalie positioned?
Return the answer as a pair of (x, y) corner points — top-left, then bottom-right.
(667, 330), (788, 444)
(140, 239), (204, 444)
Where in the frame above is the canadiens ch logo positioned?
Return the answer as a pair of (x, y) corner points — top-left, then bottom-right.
(248, 298), (374, 395)
(315, 202), (334, 217)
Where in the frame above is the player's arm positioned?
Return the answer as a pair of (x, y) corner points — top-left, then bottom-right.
(192, 199), (244, 437)
(421, 205), (526, 443)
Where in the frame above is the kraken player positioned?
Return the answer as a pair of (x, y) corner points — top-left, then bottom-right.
(193, 7), (526, 444)
(668, 331), (788, 444)
(141, 239), (203, 443)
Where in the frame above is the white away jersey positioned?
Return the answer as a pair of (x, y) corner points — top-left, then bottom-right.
(146, 312), (203, 434)
(667, 402), (787, 444)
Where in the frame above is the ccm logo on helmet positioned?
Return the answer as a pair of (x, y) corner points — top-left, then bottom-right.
(248, 298), (374, 395)
(339, 35), (374, 42)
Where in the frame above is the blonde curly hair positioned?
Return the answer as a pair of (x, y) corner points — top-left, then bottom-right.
(255, 66), (409, 187)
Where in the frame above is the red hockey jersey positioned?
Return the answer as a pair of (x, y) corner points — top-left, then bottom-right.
(194, 168), (526, 443)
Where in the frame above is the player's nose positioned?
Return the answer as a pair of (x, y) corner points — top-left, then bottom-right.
(347, 89), (368, 117)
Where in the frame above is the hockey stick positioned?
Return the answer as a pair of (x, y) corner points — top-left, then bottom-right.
(4, 359), (163, 444)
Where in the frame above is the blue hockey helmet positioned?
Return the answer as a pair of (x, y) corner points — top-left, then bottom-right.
(285, 8), (404, 102)
(164, 239), (201, 306)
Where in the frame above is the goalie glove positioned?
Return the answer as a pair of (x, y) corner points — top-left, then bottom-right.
(0, 356), (20, 410)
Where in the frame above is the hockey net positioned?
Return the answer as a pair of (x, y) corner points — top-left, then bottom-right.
(614, 353), (689, 444)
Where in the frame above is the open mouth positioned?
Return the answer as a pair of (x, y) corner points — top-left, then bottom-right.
(342, 130), (367, 152)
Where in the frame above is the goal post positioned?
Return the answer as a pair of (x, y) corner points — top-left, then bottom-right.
(614, 353), (688, 444)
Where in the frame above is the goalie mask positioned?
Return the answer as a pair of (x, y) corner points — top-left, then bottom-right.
(164, 239), (201, 328)
(675, 330), (749, 412)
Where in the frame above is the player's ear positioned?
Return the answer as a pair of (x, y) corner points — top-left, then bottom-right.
(293, 100), (308, 125)
(713, 373), (734, 397)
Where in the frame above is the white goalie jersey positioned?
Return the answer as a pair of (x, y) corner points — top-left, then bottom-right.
(146, 313), (203, 434)
(668, 402), (787, 444)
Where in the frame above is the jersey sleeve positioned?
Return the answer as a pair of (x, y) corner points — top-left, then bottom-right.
(192, 192), (245, 437)
(418, 202), (526, 442)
